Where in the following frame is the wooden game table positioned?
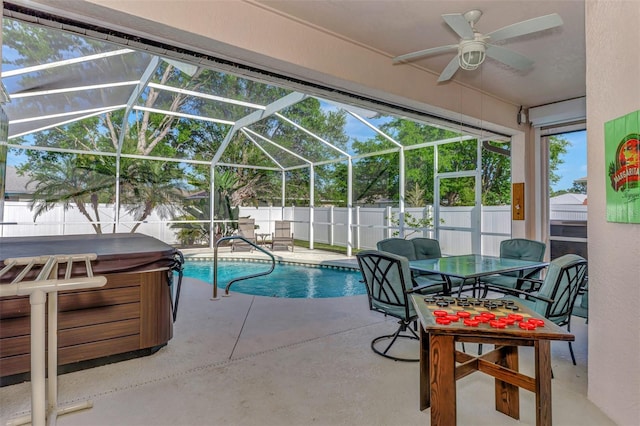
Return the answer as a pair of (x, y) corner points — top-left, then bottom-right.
(410, 294), (574, 426)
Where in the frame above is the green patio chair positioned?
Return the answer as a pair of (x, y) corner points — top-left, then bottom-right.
(481, 238), (546, 293)
(376, 238), (450, 294)
(356, 250), (439, 362)
(484, 254), (588, 365)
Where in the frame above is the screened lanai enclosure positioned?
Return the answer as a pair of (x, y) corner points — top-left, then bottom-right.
(0, 14), (514, 256)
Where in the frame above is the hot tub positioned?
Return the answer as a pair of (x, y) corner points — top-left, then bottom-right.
(0, 233), (182, 382)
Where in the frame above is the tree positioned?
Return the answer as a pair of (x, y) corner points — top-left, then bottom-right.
(570, 181), (587, 194)
(406, 182), (426, 207)
(549, 135), (571, 189)
(17, 61), (193, 233)
(387, 211), (437, 239)
(350, 119), (456, 205)
(27, 155), (113, 233)
(349, 118), (513, 207)
(171, 170), (242, 246)
(118, 159), (187, 233)
(481, 141), (512, 205)
(182, 96), (350, 208)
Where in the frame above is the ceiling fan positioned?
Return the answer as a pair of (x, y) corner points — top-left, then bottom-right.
(392, 10), (563, 82)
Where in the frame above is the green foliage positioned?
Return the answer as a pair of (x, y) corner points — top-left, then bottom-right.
(212, 171), (240, 236)
(351, 119), (455, 205)
(406, 183), (426, 207)
(549, 135), (571, 188)
(171, 169), (242, 246)
(481, 141), (512, 205)
(570, 181), (587, 194)
(170, 198), (210, 246)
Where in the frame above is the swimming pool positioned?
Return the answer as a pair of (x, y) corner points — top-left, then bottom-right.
(181, 260), (366, 298)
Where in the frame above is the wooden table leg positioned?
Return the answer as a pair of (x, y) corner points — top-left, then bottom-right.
(494, 345), (520, 419)
(534, 340), (552, 426)
(419, 326), (430, 411)
(430, 334), (456, 425)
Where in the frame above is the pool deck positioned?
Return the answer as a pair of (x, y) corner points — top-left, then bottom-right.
(0, 247), (613, 426)
(182, 245), (360, 269)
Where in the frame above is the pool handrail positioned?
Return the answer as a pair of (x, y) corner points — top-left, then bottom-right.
(170, 250), (185, 322)
(213, 236), (276, 299)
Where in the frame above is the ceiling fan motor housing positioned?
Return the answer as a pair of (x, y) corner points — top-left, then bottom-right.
(458, 39), (486, 70)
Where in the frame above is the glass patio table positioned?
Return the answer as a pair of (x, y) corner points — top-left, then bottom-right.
(409, 254), (548, 296)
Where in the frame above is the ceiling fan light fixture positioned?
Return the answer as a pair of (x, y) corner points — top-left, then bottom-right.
(459, 40), (486, 70)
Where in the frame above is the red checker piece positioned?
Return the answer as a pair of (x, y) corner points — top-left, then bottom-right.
(480, 312), (496, 320)
(502, 317), (516, 325)
(463, 318), (480, 327)
(433, 310), (449, 317)
(436, 317), (451, 325)
(456, 311), (471, 318)
(489, 319), (507, 328)
(508, 313), (524, 322)
(446, 315), (460, 322)
(528, 318), (545, 327)
(474, 315), (490, 323)
(519, 321), (537, 330)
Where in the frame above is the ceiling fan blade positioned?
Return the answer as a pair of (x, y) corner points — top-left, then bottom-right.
(442, 13), (475, 39)
(486, 13), (563, 43)
(437, 56), (460, 82)
(485, 45), (534, 70)
(392, 44), (458, 64)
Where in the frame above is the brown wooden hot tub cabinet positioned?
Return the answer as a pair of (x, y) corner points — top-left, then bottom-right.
(0, 233), (182, 380)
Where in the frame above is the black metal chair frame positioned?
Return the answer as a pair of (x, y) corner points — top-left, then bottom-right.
(357, 251), (432, 362)
(483, 257), (588, 365)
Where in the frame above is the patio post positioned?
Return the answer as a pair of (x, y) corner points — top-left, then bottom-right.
(347, 158), (353, 256)
(309, 164), (314, 250)
(386, 206), (392, 239)
(423, 206), (429, 237)
(281, 170), (286, 215)
(209, 164), (216, 249)
(329, 206), (334, 246)
(355, 206), (361, 250)
(399, 147), (406, 238)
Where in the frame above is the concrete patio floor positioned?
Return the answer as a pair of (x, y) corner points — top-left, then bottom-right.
(0, 248), (613, 425)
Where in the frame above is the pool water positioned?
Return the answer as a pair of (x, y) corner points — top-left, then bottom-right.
(182, 260), (366, 298)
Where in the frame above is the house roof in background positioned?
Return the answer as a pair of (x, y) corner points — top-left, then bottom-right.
(550, 193), (587, 205)
(4, 165), (33, 195)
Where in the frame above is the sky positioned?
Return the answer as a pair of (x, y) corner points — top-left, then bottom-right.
(552, 130), (587, 192)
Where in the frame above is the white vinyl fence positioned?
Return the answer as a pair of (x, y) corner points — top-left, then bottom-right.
(0, 201), (179, 243)
(1, 201), (587, 256)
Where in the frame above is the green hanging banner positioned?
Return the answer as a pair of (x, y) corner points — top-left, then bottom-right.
(605, 109), (640, 223)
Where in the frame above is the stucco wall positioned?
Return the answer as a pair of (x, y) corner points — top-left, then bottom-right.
(586, 1), (640, 424)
